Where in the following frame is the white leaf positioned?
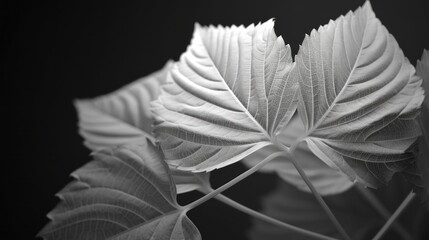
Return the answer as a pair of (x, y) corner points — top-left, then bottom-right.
(152, 19), (298, 172)
(74, 61), (209, 194)
(295, 2), (424, 187)
(243, 114), (353, 195)
(75, 61), (173, 150)
(38, 142), (201, 240)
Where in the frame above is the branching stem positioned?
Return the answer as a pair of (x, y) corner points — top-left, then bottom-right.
(202, 188), (339, 240)
(356, 185), (413, 240)
(372, 191), (415, 240)
(183, 151), (284, 211)
(275, 142), (351, 240)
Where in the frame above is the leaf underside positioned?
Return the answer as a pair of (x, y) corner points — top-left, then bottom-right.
(295, 2), (424, 188)
(38, 142), (201, 240)
(171, 169), (211, 194)
(152, 19), (298, 172)
(40, 2), (429, 240)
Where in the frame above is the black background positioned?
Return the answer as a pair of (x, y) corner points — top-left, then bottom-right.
(2, 0), (428, 239)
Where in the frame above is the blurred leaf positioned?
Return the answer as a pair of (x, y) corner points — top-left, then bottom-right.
(295, 2), (424, 188)
(74, 61), (209, 194)
(38, 142), (201, 240)
(75, 61), (172, 150)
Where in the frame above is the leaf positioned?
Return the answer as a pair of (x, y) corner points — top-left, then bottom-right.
(243, 113), (353, 195)
(417, 50), (429, 110)
(74, 61), (209, 194)
(38, 142), (201, 240)
(152, 19), (298, 172)
(295, 2), (424, 188)
(75, 61), (173, 150)
(171, 169), (211, 194)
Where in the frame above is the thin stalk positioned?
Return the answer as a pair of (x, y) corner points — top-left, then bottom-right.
(372, 191), (416, 240)
(276, 142), (351, 240)
(183, 151), (284, 211)
(209, 191), (339, 240)
(356, 185), (413, 240)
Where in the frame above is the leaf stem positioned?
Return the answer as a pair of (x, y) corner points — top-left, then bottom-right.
(204, 189), (339, 240)
(275, 142), (352, 240)
(372, 191), (415, 240)
(355, 185), (413, 240)
(183, 151), (284, 211)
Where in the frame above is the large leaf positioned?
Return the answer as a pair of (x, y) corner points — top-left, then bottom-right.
(295, 2), (424, 187)
(75, 61), (172, 150)
(74, 61), (209, 194)
(38, 142), (201, 240)
(243, 113), (353, 195)
(152, 19), (298, 172)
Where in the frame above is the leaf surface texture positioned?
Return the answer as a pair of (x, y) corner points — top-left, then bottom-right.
(243, 114), (353, 195)
(295, 2), (424, 187)
(38, 142), (201, 240)
(152, 19), (298, 171)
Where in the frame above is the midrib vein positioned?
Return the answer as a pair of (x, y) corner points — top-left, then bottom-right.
(306, 11), (370, 138)
(196, 28), (272, 141)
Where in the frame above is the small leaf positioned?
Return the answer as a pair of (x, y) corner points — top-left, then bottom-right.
(38, 142), (201, 240)
(152, 19), (298, 172)
(417, 50), (429, 109)
(75, 61), (173, 150)
(295, 2), (424, 187)
(74, 61), (209, 194)
(243, 114), (353, 195)
(171, 169), (211, 194)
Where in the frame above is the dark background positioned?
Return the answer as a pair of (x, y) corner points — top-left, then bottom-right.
(2, 0), (428, 239)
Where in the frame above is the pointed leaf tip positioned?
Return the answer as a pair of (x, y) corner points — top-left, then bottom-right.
(363, 1), (373, 11)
